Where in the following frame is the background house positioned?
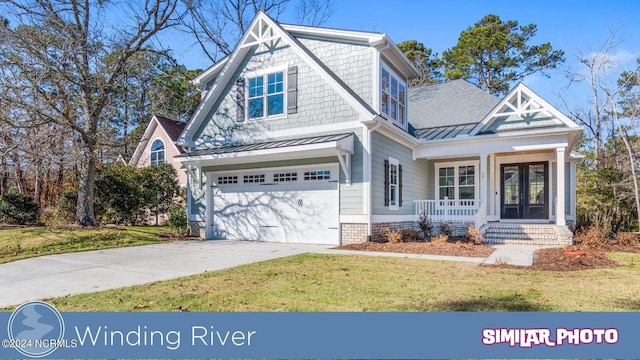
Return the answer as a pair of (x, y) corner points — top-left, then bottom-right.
(129, 115), (188, 188)
(176, 12), (582, 245)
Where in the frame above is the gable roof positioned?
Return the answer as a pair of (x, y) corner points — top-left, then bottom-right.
(190, 23), (419, 92)
(128, 115), (186, 166)
(470, 82), (581, 136)
(179, 12), (418, 146)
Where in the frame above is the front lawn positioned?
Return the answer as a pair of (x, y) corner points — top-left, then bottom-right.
(0, 226), (174, 264)
(48, 252), (640, 312)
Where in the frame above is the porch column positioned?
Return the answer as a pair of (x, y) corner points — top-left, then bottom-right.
(555, 147), (566, 226)
(479, 152), (488, 209)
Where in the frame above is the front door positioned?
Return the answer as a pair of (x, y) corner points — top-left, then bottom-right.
(501, 162), (548, 219)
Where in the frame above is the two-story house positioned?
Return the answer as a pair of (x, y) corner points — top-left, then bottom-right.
(176, 12), (582, 246)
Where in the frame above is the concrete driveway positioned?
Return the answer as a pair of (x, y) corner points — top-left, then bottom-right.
(0, 240), (330, 308)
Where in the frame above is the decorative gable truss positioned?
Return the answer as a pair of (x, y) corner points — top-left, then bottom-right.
(179, 11), (379, 148)
(471, 82), (581, 135)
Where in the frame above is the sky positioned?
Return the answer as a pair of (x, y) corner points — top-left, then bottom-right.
(160, 0), (640, 113)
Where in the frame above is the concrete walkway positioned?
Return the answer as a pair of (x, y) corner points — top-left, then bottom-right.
(0, 240), (553, 308)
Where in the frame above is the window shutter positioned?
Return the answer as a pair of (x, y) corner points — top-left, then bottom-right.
(384, 159), (389, 207)
(399, 164), (403, 207)
(236, 78), (245, 122)
(287, 66), (298, 114)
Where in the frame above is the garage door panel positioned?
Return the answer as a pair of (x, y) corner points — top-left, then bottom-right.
(210, 166), (339, 245)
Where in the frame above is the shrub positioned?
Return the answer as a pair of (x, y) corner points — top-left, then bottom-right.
(615, 232), (639, 247)
(432, 234), (449, 243)
(57, 189), (78, 223)
(0, 189), (38, 225)
(39, 208), (65, 227)
(465, 225), (484, 245)
(400, 228), (419, 242)
(417, 214), (434, 239)
(379, 227), (402, 243)
(168, 203), (189, 236)
(439, 222), (453, 237)
(574, 226), (609, 249)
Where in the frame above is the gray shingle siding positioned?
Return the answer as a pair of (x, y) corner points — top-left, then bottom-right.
(299, 38), (374, 106)
(371, 132), (429, 215)
(193, 44), (360, 149)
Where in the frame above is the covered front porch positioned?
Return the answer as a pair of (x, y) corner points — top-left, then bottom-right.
(412, 148), (580, 230)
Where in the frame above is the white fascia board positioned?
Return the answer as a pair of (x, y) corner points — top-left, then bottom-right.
(414, 132), (572, 159)
(282, 23), (384, 45)
(191, 58), (229, 89)
(373, 117), (419, 149)
(379, 35), (420, 79)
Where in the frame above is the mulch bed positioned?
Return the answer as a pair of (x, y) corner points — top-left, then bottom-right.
(336, 238), (640, 271)
(528, 242), (640, 271)
(336, 238), (495, 258)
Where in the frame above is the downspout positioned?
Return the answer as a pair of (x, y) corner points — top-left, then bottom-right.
(366, 118), (382, 241)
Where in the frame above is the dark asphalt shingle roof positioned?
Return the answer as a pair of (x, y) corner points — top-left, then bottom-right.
(155, 116), (187, 142)
(408, 79), (500, 129)
(176, 133), (352, 158)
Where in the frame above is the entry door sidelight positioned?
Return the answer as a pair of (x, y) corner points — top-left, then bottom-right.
(501, 163), (548, 219)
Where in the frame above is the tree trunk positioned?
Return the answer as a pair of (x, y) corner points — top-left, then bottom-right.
(76, 147), (97, 226)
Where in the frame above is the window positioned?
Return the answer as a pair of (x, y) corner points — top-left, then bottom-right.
(243, 174), (265, 183)
(150, 139), (165, 166)
(217, 176), (238, 185)
(274, 172), (298, 182)
(385, 157), (402, 210)
(436, 162), (478, 202)
(380, 66), (407, 127)
(248, 71), (284, 119)
(303, 170), (330, 181)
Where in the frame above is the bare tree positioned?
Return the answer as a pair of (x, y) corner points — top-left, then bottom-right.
(0, 0), (179, 225)
(181, 0), (334, 63)
(564, 35), (622, 166)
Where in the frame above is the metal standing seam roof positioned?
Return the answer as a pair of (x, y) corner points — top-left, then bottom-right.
(175, 133), (353, 158)
(414, 123), (477, 141)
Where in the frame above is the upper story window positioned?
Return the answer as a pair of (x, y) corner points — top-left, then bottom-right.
(248, 71), (284, 119)
(150, 139), (165, 166)
(380, 66), (407, 128)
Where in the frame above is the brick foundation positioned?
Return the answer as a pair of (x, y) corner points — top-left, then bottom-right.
(189, 221), (206, 238)
(372, 221), (473, 241)
(340, 223), (368, 245)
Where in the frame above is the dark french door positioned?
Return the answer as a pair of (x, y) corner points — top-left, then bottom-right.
(501, 162), (548, 219)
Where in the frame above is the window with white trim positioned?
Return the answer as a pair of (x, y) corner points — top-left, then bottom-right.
(380, 65), (407, 128)
(248, 71), (284, 119)
(436, 162), (478, 202)
(150, 139), (165, 166)
(385, 157), (402, 210)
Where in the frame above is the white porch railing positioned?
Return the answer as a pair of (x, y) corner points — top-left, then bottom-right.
(414, 198), (485, 226)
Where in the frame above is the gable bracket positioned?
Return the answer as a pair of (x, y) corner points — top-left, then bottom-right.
(336, 149), (352, 186)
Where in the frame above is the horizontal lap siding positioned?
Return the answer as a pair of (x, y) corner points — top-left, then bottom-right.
(371, 132), (428, 216)
(340, 129), (364, 215)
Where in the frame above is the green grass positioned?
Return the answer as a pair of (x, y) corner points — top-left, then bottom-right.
(0, 226), (173, 264)
(48, 252), (640, 312)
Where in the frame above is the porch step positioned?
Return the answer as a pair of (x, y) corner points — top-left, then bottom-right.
(481, 224), (573, 245)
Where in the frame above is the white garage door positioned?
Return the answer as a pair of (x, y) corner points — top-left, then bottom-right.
(209, 164), (339, 245)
